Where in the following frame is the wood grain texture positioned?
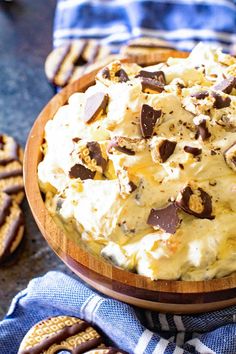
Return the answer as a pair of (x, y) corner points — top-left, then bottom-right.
(23, 53), (236, 313)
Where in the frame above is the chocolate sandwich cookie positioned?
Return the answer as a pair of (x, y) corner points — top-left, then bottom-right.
(45, 40), (113, 88)
(120, 37), (187, 65)
(18, 316), (106, 354)
(0, 192), (24, 263)
(0, 135), (25, 204)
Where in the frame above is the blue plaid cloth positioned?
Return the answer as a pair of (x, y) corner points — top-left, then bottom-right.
(54, 0), (236, 52)
(1, 271), (236, 354)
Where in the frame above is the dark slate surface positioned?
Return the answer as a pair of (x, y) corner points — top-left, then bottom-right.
(0, 0), (72, 319)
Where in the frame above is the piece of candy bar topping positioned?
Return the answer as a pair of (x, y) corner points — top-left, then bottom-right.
(140, 104), (162, 138)
(147, 203), (180, 234)
(83, 92), (108, 123)
(176, 185), (214, 219)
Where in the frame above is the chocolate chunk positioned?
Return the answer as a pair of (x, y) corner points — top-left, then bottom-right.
(115, 69), (129, 82)
(83, 92), (108, 123)
(224, 141), (236, 171)
(72, 137), (81, 143)
(159, 140), (177, 162)
(129, 181), (137, 193)
(136, 70), (166, 84)
(107, 138), (135, 156)
(147, 203), (180, 234)
(101, 67), (110, 80)
(176, 185), (214, 219)
(213, 76), (236, 94)
(87, 141), (107, 172)
(140, 104), (162, 138)
(191, 91), (209, 99)
(141, 77), (165, 93)
(69, 163), (95, 180)
(184, 146), (202, 156)
(195, 120), (211, 141)
(212, 92), (231, 109)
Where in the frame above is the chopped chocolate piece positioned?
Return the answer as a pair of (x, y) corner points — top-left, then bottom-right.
(107, 136), (146, 155)
(179, 163), (184, 170)
(184, 146), (202, 156)
(101, 67), (110, 80)
(213, 76), (236, 94)
(72, 137), (81, 143)
(195, 120), (211, 141)
(224, 141), (236, 171)
(129, 181), (137, 193)
(147, 203), (180, 234)
(87, 141), (107, 172)
(136, 70), (166, 84)
(141, 77), (165, 93)
(83, 92), (108, 123)
(191, 91), (209, 99)
(211, 150), (217, 156)
(0, 136), (4, 150)
(115, 69), (129, 82)
(159, 140), (177, 162)
(212, 92), (231, 109)
(69, 163), (95, 180)
(140, 104), (162, 138)
(176, 185), (214, 219)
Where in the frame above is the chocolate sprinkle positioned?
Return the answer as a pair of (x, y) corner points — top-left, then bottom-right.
(195, 120), (211, 141)
(191, 91), (209, 99)
(147, 203), (180, 234)
(87, 141), (107, 172)
(212, 92), (231, 109)
(140, 104), (162, 138)
(176, 185), (214, 219)
(213, 76), (236, 94)
(129, 181), (137, 193)
(69, 164), (95, 180)
(83, 92), (108, 123)
(115, 69), (129, 82)
(141, 77), (165, 93)
(184, 146), (202, 156)
(159, 140), (177, 162)
(136, 70), (166, 84)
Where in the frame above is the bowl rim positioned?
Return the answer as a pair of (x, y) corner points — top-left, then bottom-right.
(23, 57), (236, 301)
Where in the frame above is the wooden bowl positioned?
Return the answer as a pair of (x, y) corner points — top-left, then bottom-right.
(24, 52), (236, 314)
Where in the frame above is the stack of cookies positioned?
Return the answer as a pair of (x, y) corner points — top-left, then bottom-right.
(0, 134), (25, 263)
(45, 37), (186, 89)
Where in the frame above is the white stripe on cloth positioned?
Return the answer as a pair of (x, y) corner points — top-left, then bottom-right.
(132, 28), (236, 43)
(173, 315), (185, 331)
(187, 338), (216, 354)
(134, 329), (153, 354)
(172, 40), (231, 52)
(54, 25), (129, 39)
(159, 313), (169, 331)
(173, 347), (185, 354)
(57, 0), (236, 12)
(153, 338), (169, 354)
(80, 294), (103, 324)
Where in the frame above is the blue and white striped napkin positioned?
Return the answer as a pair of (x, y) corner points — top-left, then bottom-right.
(0, 271), (235, 354)
(54, 0), (236, 53)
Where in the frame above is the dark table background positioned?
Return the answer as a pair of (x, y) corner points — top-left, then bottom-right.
(0, 0), (72, 318)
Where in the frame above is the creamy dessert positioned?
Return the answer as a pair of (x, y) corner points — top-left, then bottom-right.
(38, 43), (236, 281)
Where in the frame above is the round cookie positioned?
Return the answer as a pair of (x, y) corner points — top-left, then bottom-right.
(0, 135), (25, 204)
(120, 37), (187, 65)
(0, 192), (24, 263)
(18, 316), (106, 354)
(45, 40), (113, 88)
